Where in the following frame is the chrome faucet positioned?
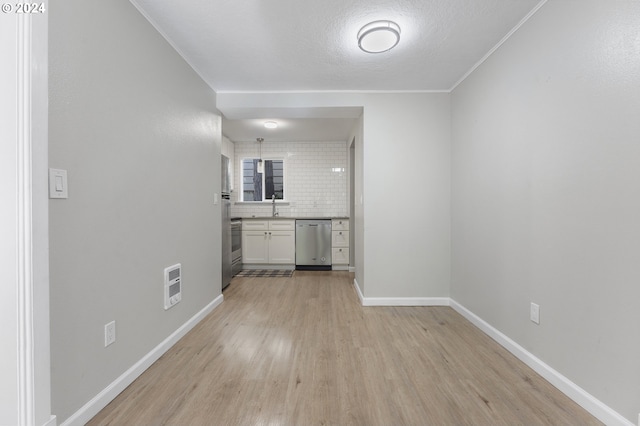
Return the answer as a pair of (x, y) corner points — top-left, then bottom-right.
(272, 194), (279, 217)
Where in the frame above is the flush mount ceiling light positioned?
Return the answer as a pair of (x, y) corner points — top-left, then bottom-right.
(264, 121), (278, 129)
(357, 20), (401, 53)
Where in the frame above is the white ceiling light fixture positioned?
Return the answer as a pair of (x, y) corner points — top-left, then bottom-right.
(264, 121), (278, 129)
(357, 20), (401, 53)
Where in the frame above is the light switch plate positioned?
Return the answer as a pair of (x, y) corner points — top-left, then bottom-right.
(49, 168), (68, 199)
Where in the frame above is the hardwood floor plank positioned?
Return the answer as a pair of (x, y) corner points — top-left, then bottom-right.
(88, 271), (601, 426)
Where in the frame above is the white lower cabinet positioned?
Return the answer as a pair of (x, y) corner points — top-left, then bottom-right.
(332, 247), (350, 265)
(331, 219), (350, 269)
(241, 230), (269, 263)
(331, 230), (349, 247)
(268, 231), (295, 263)
(242, 218), (349, 270)
(242, 219), (295, 267)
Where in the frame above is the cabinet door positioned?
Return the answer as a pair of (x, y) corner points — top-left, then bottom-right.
(242, 231), (269, 263)
(268, 231), (295, 264)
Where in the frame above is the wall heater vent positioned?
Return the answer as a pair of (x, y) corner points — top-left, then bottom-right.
(164, 264), (181, 310)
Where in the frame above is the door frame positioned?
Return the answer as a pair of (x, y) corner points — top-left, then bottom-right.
(1, 5), (54, 425)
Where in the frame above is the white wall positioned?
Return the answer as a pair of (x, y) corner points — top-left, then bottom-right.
(49, 1), (221, 423)
(1, 13), (21, 425)
(230, 140), (349, 218)
(451, 0), (640, 422)
(218, 92), (451, 299)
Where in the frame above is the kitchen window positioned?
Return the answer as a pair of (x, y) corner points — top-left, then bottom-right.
(241, 158), (284, 201)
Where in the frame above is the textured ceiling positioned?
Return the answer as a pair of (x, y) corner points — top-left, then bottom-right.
(130, 0), (544, 141)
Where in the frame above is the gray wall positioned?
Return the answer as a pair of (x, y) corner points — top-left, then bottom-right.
(451, 0), (640, 422)
(49, 0), (221, 423)
(362, 93), (450, 298)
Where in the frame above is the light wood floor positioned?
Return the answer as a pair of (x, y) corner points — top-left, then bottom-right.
(89, 271), (600, 425)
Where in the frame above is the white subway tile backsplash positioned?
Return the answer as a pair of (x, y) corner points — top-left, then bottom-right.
(230, 140), (348, 218)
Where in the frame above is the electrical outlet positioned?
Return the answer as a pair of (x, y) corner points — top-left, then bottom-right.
(104, 321), (116, 347)
(530, 303), (540, 325)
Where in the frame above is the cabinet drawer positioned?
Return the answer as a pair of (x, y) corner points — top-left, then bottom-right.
(269, 219), (295, 231)
(332, 230), (349, 247)
(332, 219), (349, 231)
(242, 220), (269, 231)
(332, 247), (349, 265)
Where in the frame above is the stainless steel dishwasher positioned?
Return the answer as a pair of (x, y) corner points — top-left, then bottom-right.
(295, 219), (332, 270)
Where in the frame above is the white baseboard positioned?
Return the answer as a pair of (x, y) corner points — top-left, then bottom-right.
(352, 279), (448, 306)
(60, 294), (224, 426)
(43, 415), (57, 426)
(449, 299), (633, 426)
(353, 278), (364, 304)
(361, 296), (449, 306)
(348, 266), (355, 273)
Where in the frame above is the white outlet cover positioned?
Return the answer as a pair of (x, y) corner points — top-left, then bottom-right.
(530, 303), (540, 325)
(104, 321), (116, 347)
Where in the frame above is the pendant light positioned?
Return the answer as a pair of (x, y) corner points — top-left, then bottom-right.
(256, 137), (264, 174)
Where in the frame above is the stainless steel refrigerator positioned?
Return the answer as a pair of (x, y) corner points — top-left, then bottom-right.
(221, 155), (232, 289)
